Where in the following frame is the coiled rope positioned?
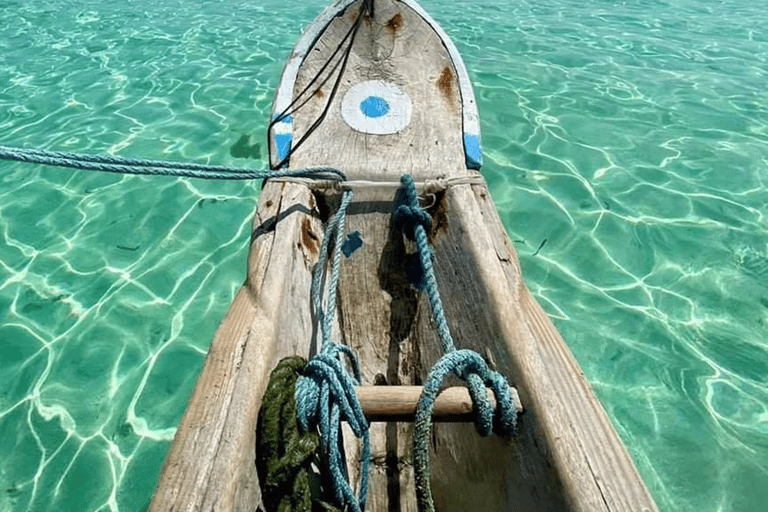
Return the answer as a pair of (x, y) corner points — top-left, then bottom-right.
(394, 174), (520, 512)
(256, 355), (341, 512)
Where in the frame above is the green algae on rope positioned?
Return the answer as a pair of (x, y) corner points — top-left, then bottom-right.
(256, 356), (342, 512)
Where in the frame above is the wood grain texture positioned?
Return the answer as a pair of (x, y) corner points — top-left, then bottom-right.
(429, 182), (660, 512)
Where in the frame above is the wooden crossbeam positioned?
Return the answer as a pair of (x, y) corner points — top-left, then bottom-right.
(355, 385), (523, 422)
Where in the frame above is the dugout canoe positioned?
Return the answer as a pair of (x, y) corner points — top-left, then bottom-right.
(149, 1), (660, 511)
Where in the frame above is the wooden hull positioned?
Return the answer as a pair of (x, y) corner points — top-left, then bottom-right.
(149, 1), (659, 511)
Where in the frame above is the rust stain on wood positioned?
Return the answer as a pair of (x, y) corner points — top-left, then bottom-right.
(386, 13), (403, 33)
(438, 66), (453, 98)
(301, 217), (319, 254)
(428, 192), (449, 242)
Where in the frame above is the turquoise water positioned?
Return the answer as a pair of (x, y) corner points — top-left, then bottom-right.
(1, 0), (767, 510)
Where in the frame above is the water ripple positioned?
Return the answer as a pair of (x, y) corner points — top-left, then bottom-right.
(1, 0), (768, 511)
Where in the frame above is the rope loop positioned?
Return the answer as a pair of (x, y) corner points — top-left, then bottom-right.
(449, 350), (519, 437)
(394, 173), (436, 292)
(295, 345), (366, 437)
(395, 173), (520, 512)
(394, 174), (433, 240)
(294, 347), (371, 512)
(413, 350), (519, 512)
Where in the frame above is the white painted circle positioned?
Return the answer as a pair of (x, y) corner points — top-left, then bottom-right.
(340, 80), (412, 134)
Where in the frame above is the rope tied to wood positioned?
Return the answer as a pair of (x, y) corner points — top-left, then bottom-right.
(394, 202), (433, 240)
(395, 173), (520, 512)
(394, 194), (435, 291)
(294, 190), (371, 512)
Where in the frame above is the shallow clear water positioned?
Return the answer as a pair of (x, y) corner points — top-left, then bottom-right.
(1, 0), (767, 511)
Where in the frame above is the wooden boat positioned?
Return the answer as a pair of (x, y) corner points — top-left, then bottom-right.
(149, 1), (660, 511)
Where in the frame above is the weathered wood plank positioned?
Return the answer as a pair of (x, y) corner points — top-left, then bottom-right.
(413, 183), (569, 512)
(447, 182), (659, 512)
(287, 0), (469, 180)
(149, 182), (323, 511)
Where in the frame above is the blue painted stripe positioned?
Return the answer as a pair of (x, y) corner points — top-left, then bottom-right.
(274, 133), (292, 164)
(272, 114), (293, 124)
(463, 133), (483, 169)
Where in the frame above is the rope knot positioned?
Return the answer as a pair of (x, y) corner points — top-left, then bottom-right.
(394, 173), (433, 240)
(394, 203), (433, 241)
(420, 350), (518, 438)
(413, 349), (519, 512)
(395, 174), (436, 291)
(295, 346), (366, 435)
(294, 345), (370, 512)
(451, 350), (519, 437)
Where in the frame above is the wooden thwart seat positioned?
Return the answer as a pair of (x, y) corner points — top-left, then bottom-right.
(356, 385), (523, 422)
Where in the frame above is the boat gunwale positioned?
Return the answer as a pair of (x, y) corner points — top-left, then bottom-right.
(269, 0), (482, 171)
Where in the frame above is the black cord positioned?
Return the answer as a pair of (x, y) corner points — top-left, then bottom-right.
(269, 3), (369, 169)
(269, 13), (359, 128)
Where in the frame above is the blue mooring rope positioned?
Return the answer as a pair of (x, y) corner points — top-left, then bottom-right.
(294, 190), (371, 512)
(0, 145), (346, 181)
(394, 173), (520, 512)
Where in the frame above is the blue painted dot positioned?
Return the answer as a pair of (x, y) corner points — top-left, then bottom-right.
(360, 96), (389, 118)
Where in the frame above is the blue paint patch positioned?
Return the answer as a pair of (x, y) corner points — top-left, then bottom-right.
(463, 133), (483, 169)
(272, 114), (293, 124)
(341, 230), (363, 258)
(274, 134), (292, 164)
(360, 96), (389, 118)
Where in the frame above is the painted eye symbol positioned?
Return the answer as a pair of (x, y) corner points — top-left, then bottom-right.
(341, 80), (412, 134)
